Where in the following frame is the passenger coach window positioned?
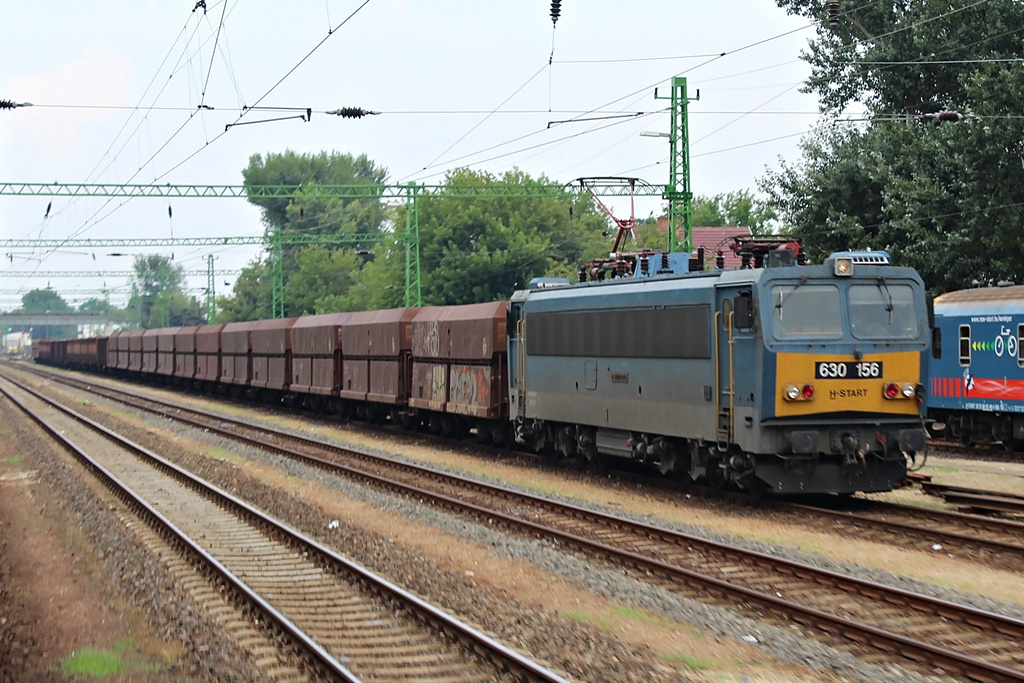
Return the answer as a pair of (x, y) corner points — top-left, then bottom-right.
(959, 325), (971, 366)
(1019, 324), (1024, 368)
(770, 284), (841, 339)
(849, 284), (919, 340)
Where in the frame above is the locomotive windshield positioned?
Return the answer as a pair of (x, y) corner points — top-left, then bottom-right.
(771, 284), (842, 339)
(849, 282), (919, 339)
(770, 281), (920, 341)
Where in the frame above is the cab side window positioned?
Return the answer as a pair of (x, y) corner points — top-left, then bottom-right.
(958, 325), (971, 366)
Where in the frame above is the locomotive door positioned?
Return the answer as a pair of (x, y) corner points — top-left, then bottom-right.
(715, 286), (756, 449)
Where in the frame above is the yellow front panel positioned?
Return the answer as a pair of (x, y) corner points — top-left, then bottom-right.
(774, 351), (921, 417)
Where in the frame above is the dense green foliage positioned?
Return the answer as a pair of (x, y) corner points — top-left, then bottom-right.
(129, 254), (205, 328)
(226, 156), (615, 319)
(765, 0), (1024, 294)
(14, 289), (76, 338)
(370, 168), (610, 308)
(690, 190), (777, 233)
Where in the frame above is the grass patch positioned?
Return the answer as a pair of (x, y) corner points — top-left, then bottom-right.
(926, 575), (976, 591)
(562, 610), (612, 629)
(3, 455), (26, 465)
(203, 446), (243, 463)
(54, 638), (168, 678)
(610, 605), (682, 628)
(660, 652), (715, 671)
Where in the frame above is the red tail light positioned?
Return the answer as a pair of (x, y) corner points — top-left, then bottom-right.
(884, 383), (900, 399)
(801, 384), (815, 399)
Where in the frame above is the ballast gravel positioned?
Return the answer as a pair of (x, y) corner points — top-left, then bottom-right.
(57, 384), (975, 683)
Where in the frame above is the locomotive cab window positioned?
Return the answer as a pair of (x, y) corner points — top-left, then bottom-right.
(770, 284), (841, 340)
(849, 283), (919, 340)
(959, 325), (971, 366)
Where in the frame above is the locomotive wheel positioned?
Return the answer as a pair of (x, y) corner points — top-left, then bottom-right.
(556, 427), (577, 458)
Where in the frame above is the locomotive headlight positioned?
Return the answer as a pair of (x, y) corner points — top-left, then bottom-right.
(884, 382), (900, 399)
(784, 385), (800, 401)
(833, 256), (854, 277)
(901, 383), (916, 398)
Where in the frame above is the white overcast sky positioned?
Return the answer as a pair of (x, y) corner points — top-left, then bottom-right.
(0, 0), (824, 310)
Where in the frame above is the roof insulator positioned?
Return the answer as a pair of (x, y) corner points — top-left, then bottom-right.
(325, 107), (380, 119)
(935, 109), (964, 122)
(828, 2), (839, 28)
(550, 1), (561, 25)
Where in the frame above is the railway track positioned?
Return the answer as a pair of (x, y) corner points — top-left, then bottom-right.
(0, 371), (568, 683)
(16, 365), (1024, 681)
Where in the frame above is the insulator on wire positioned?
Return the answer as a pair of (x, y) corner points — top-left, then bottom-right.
(935, 110), (964, 122)
(550, 0), (561, 25)
(325, 107), (380, 119)
(828, 2), (839, 27)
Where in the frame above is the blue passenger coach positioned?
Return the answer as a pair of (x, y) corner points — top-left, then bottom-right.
(507, 250), (930, 495)
(928, 284), (1024, 449)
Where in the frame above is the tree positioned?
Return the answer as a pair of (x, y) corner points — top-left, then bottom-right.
(128, 254), (205, 327)
(77, 298), (110, 314)
(371, 168), (611, 307)
(216, 260), (272, 323)
(285, 245), (369, 315)
(690, 191), (777, 232)
(764, 0), (1024, 293)
(238, 150), (393, 316)
(20, 289), (72, 313)
(18, 289), (75, 338)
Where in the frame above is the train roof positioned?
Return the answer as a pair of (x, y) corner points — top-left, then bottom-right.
(934, 284), (1024, 305)
(934, 285), (1024, 317)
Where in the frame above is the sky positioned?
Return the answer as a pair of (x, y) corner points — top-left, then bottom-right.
(0, 0), (825, 312)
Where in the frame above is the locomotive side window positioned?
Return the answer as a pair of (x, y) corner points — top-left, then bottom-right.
(1019, 324), (1024, 368)
(959, 325), (971, 366)
(849, 283), (919, 339)
(527, 305), (710, 358)
(770, 284), (841, 339)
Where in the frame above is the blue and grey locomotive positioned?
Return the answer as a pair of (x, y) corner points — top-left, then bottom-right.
(506, 247), (930, 495)
(927, 284), (1024, 448)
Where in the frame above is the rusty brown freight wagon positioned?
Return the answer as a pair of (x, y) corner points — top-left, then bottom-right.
(410, 301), (509, 435)
(250, 318), (297, 397)
(32, 338), (53, 364)
(291, 313), (351, 401)
(340, 308), (417, 416)
(125, 330), (145, 373)
(105, 331), (122, 368)
(220, 322), (254, 387)
(195, 323), (226, 384)
(173, 325), (201, 382)
(141, 329), (161, 374)
(156, 327), (181, 376)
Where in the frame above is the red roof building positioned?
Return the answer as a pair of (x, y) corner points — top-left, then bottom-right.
(653, 218), (753, 270)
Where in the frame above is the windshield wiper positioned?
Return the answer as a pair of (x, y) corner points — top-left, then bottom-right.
(775, 275), (809, 323)
(877, 277), (894, 325)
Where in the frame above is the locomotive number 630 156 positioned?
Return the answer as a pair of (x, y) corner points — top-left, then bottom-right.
(815, 361), (883, 379)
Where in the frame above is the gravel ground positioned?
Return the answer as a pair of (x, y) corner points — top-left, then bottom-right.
(50, 376), (972, 683)
(0, 394), (265, 682)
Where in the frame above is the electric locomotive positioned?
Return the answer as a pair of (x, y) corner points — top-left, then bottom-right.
(506, 247), (929, 495)
(927, 283), (1024, 448)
